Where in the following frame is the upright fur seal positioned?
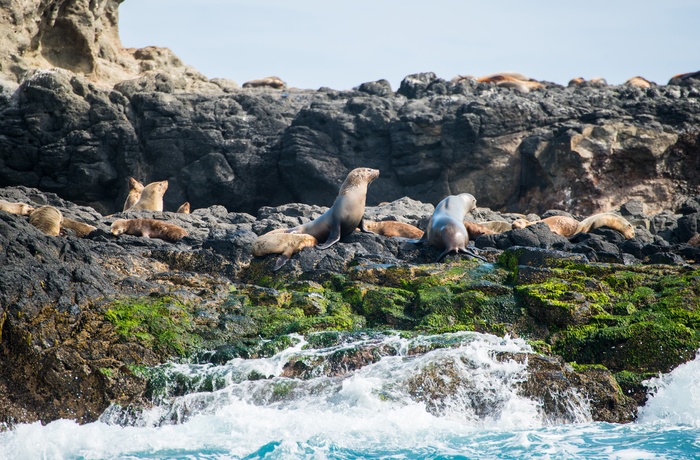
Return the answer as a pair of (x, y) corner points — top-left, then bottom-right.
(576, 212), (635, 239)
(252, 233), (318, 270)
(0, 199), (34, 215)
(29, 206), (63, 236)
(111, 218), (187, 243)
(419, 193), (486, 262)
(123, 177), (145, 211)
(129, 180), (168, 212)
(286, 167), (380, 249)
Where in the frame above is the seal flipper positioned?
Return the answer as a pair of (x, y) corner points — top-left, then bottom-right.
(273, 254), (291, 271)
(358, 218), (373, 234)
(317, 224), (341, 249)
(459, 247), (488, 262)
(436, 248), (454, 262)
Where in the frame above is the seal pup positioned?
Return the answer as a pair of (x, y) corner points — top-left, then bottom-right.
(575, 212), (635, 239)
(624, 76), (652, 88)
(242, 76), (286, 89)
(418, 193), (487, 262)
(512, 216), (580, 237)
(252, 233), (318, 270)
(362, 220), (424, 239)
(123, 177), (145, 211)
(110, 218), (187, 243)
(129, 180), (168, 212)
(285, 167), (380, 249)
(29, 206), (63, 236)
(476, 221), (513, 234)
(463, 221), (497, 239)
(61, 217), (97, 237)
(0, 199), (34, 215)
(176, 202), (191, 214)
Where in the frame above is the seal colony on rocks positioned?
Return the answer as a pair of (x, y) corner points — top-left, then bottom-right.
(418, 193), (487, 262)
(110, 218), (187, 243)
(284, 167), (380, 249)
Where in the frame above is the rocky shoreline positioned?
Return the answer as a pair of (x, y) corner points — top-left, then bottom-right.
(1, 185), (698, 427)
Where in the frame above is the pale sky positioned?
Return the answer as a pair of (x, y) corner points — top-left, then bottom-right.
(119, 0), (700, 91)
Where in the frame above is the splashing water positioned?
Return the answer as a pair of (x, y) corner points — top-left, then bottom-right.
(1, 333), (699, 459)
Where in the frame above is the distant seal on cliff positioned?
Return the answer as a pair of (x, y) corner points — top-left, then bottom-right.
(123, 177), (145, 211)
(512, 216), (580, 237)
(363, 220), (424, 239)
(61, 217), (97, 237)
(285, 167), (380, 249)
(252, 233), (318, 270)
(129, 180), (168, 212)
(0, 199), (34, 215)
(575, 212), (635, 239)
(29, 206), (63, 236)
(242, 76), (286, 89)
(418, 193), (487, 262)
(176, 202), (191, 214)
(668, 71), (700, 86)
(624, 76), (652, 88)
(477, 73), (543, 93)
(688, 233), (700, 246)
(110, 218), (187, 243)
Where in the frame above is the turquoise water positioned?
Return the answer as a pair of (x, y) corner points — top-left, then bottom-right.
(1, 332), (699, 459)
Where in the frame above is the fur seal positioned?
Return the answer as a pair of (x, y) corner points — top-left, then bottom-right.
(688, 233), (700, 247)
(0, 199), (34, 215)
(111, 218), (187, 243)
(669, 71), (700, 86)
(362, 220), (424, 239)
(463, 221), (497, 239)
(176, 202), (191, 214)
(286, 167), (380, 249)
(477, 221), (513, 233)
(624, 76), (652, 88)
(123, 177), (145, 211)
(419, 193), (486, 262)
(29, 206), (63, 236)
(61, 217), (97, 237)
(477, 73), (544, 93)
(512, 216), (580, 237)
(129, 180), (168, 212)
(252, 233), (318, 270)
(242, 76), (286, 89)
(575, 212), (635, 239)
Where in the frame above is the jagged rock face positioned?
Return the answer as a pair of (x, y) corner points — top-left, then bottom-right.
(2, 70), (700, 216)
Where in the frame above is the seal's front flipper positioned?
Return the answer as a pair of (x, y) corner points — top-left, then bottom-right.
(358, 218), (373, 234)
(273, 254), (290, 270)
(317, 225), (341, 249)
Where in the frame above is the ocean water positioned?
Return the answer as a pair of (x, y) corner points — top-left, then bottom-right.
(1, 332), (699, 460)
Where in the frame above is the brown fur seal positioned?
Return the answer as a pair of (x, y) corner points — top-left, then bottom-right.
(362, 220), (424, 239)
(242, 76), (286, 89)
(61, 218), (97, 237)
(669, 71), (700, 86)
(512, 216), (580, 237)
(688, 233), (700, 247)
(477, 221), (513, 233)
(252, 233), (318, 270)
(129, 180), (168, 212)
(624, 76), (652, 88)
(123, 177), (145, 211)
(568, 77), (585, 86)
(463, 221), (497, 239)
(477, 73), (543, 93)
(419, 193), (486, 262)
(0, 199), (34, 215)
(111, 218), (187, 243)
(29, 206), (63, 236)
(176, 202), (191, 214)
(285, 167), (380, 249)
(575, 212), (635, 239)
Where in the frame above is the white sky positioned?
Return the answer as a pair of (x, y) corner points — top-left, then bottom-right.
(119, 0), (700, 91)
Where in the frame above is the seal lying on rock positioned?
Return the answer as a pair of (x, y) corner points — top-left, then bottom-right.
(0, 199), (34, 215)
(242, 76), (286, 89)
(29, 206), (63, 236)
(110, 218), (187, 243)
(252, 233), (318, 270)
(418, 193), (487, 262)
(463, 221), (497, 239)
(363, 220), (424, 239)
(285, 167), (380, 249)
(576, 212), (635, 239)
(512, 216), (580, 237)
(129, 180), (168, 212)
(61, 218), (97, 237)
